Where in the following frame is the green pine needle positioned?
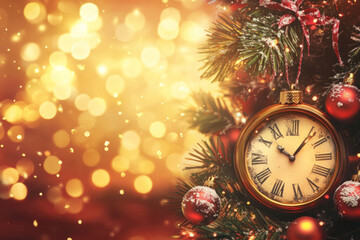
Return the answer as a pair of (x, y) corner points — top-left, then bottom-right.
(200, 12), (301, 82)
(185, 91), (236, 134)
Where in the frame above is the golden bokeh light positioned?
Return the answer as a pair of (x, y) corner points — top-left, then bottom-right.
(24, 2), (41, 21)
(71, 40), (91, 60)
(7, 125), (25, 143)
(47, 12), (63, 25)
(4, 104), (23, 124)
(158, 18), (179, 40)
(21, 43), (40, 62)
(23, 105), (40, 123)
(1, 167), (19, 185)
(91, 169), (110, 188)
(74, 94), (91, 111)
(54, 83), (72, 100)
(166, 153), (183, 173)
(51, 67), (74, 84)
(66, 198), (83, 214)
(39, 101), (57, 119)
(121, 130), (141, 150)
(141, 47), (161, 68)
(105, 75), (125, 96)
(181, 0), (205, 9)
(24, 2), (46, 23)
(57, 34), (75, 53)
(125, 10), (146, 31)
(115, 24), (135, 42)
(82, 149), (100, 167)
(10, 183), (28, 201)
(49, 51), (68, 67)
(134, 175), (153, 194)
(156, 39), (176, 57)
(43, 156), (62, 175)
(80, 3), (99, 22)
(78, 112), (96, 129)
(53, 129), (70, 148)
(160, 7), (181, 23)
(170, 81), (190, 99)
(180, 21), (206, 43)
(0, 0), (216, 235)
(47, 187), (63, 203)
(121, 57), (142, 78)
(149, 121), (166, 138)
(111, 155), (130, 172)
(65, 179), (84, 198)
(70, 21), (88, 39)
(88, 97), (107, 116)
(138, 160), (155, 175)
(16, 158), (35, 179)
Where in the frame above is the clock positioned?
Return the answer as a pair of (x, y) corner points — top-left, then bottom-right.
(234, 90), (347, 212)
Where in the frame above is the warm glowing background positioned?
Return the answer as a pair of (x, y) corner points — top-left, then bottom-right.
(0, 0), (217, 239)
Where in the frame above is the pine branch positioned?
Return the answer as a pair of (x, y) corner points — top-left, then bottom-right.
(176, 137), (286, 239)
(334, 26), (360, 83)
(200, 14), (246, 82)
(185, 91), (236, 134)
(238, 15), (301, 80)
(200, 12), (301, 82)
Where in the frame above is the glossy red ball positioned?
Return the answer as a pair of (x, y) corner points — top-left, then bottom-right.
(181, 186), (221, 225)
(334, 181), (360, 220)
(219, 127), (242, 147)
(325, 84), (360, 121)
(239, 86), (271, 117)
(287, 216), (325, 240)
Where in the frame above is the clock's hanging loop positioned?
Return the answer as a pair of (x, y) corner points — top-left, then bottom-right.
(279, 90), (303, 105)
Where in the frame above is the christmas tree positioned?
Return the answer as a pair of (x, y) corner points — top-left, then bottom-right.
(175, 0), (360, 239)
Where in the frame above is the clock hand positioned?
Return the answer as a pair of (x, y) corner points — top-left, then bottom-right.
(276, 144), (295, 162)
(292, 127), (317, 157)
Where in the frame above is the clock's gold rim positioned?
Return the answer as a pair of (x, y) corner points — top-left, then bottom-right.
(234, 103), (347, 212)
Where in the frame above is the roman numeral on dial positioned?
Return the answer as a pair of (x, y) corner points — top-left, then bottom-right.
(259, 136), (272, 148)
(306, 177), (319, 192)
(268, 123), (283, 140)
(292, 183), (303, 199)
(315, 153), (332, 161)
(312, 137), (327, 148)
(255, 168), (271, 184)
(312, 164), (331, 177)
(251, 153), (267, 165)
(271, 179), (285, 197)
(287, 120), (300, 136)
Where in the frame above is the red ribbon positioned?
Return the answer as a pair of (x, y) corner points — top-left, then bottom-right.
(259, 0), (343, 85)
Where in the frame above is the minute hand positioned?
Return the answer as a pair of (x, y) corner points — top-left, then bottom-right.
(292, 127), (316, 157)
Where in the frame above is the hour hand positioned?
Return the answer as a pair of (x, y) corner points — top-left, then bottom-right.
(277, 145), (295, 162)
(292, 127), (316, 157)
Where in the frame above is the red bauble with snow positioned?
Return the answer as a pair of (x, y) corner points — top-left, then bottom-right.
(286, 216), (325, 240)
(334, 181), (360, 219)
(181, 186), (221, 225)
(325, 84), (360, 122)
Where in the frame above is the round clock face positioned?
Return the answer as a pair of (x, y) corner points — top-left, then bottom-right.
(235, 104), (346, 211)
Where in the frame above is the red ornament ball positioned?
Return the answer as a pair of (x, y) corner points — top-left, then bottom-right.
(219, 127), (242, 148)
(239, 86), (271, 116)
(230, 2), (248, 11)
(181, 186), (221, 225)
(286, 216), (325, 240)
(325, 84), (360, 122)
(334, 181), (360, 219)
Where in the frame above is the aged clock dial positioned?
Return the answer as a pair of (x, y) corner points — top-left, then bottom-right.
(234, 98), (347, 212)
(246, 112), (336, 204)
